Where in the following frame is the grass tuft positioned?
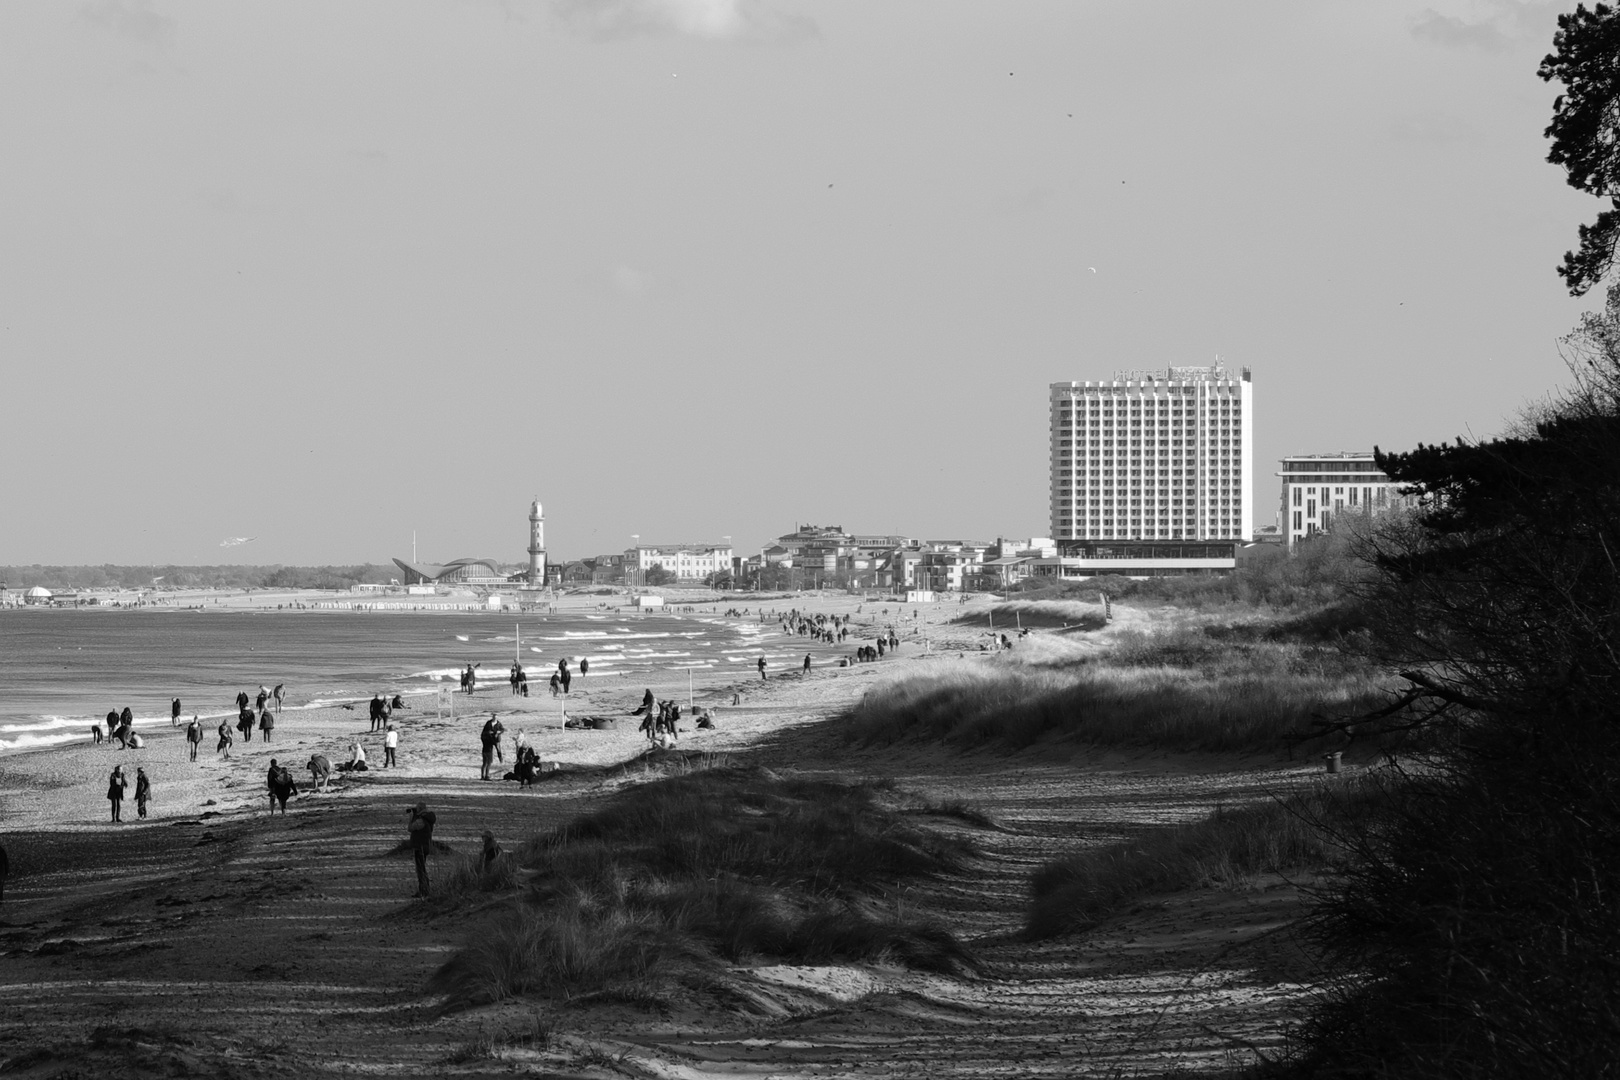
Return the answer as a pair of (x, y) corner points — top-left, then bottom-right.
(1025, 780), (1381, 939)
(430, 768), (980, 1010)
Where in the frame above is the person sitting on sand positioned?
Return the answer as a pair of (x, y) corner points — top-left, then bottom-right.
(347, 739), (367, 771)
(134, 767), (151, 820)
(107, 765), (128, 823)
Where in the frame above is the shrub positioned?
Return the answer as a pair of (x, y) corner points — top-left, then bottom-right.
(841, 652), (1389, 754)
(430, 768), (984, 1009)
(1026, 781), (1380, 940)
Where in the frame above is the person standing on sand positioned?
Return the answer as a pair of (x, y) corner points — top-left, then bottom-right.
(259, 707), (274, 742)
(384, 723), (398, 768)
(107, 765), (127, 822)
(186, 717), (203, 761)
(171, 698), (181, 727)
(407, 802), (436, 897)
(803, 654), (811, 674)
(479, 714), (504, 780)
(217, 719), (233, 759)
(134, 767), (151, 820)
(579, 658), (588, 679)
(560, 667), (571, 695)
(464, 664), (477, 695)
(758, 657), (767, 680)
(548, 672), (560, 697)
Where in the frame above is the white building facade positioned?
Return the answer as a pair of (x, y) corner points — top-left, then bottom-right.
(1049, 363), (1253, 544)
(1278, 453), (1414, 551)
(626, 544), (735, 581)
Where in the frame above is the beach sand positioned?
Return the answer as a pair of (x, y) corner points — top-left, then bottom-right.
(0, 591), (1319, 1077)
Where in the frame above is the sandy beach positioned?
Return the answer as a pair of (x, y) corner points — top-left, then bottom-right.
(0, 590), (1319, 1078)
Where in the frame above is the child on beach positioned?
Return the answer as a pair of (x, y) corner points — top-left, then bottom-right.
(107, 765), (127, 822)
(384, 723), (398, 768)
(134, 767), (151, 819)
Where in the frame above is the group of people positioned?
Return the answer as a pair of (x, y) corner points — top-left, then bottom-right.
(232, 685), (283, 746)
(93, 707), (142, 749)
(104, 764), (151, 822)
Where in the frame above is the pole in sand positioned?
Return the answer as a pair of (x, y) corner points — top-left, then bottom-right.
(688, 667), (694, 711)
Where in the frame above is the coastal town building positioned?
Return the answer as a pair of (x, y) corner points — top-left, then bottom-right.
(389, 557), (504, 585)
(1278, 452), (1415, 551)
(1046, 361), (1252, 577)
(625, 543), (735, 582)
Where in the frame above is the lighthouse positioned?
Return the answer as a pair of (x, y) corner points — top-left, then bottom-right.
(527, 498), (546, 585)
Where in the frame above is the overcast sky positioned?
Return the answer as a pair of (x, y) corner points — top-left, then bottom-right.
(0, 0), (1598, 565)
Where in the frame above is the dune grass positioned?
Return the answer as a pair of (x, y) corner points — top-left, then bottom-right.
(954, 600), (1109, 631)
(1025, 780), (1380, 939)
(842, 645), (1389, 754)
(429, 767), (983, 1009)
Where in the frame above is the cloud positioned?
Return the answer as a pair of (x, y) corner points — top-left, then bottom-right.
(549, 0), (816, 42)
(612, 265), (649, 296)
(1408, 2), (1563, 51)
(1388, 112), (1479, 144)
(80, 0), (177, 45)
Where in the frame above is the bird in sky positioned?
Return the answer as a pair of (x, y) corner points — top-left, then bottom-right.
(220, 536), (256, 548)
(1088, 267), (1097, 273)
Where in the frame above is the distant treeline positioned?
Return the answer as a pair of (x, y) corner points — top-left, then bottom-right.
(0, 565), (399, 591)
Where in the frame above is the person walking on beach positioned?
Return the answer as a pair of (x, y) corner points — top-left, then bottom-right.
(579, 658), (589, 679)
(548, 671), (561, 697)
(217, 719), (233, 759)
(134, 767), (151, 820)
(267, 760), (299, 814)
(757, 657), (767, 680)
(186, 717), (203, 761)
(407, 802), (436, 897)
(259, 707), (274, 742)
(236, 690), (250, 713)
(107, 765), (128, 823)
(560, 667), (571, 695)
(464, 664), (477, 695)
(171, 698), (181, 727)
(803, 654), (811, 674)
(384, 723), (398, 768)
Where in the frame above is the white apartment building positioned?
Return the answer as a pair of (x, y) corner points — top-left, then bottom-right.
(1049, 363), (1253, 545)
(625, 543), (734, 581)
(1278, 453), (1414, 551)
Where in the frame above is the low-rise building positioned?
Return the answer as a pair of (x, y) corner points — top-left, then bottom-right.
(625, 543), (734, 582)
(1278, 453), (1415, 551)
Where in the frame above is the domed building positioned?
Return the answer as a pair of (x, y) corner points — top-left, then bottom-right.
(389, 557), (502, 585)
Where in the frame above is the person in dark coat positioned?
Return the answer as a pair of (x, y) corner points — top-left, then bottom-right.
(266, 759), (299, 814)
(186, 717), (203, 761)
(407, 803), (436, 897)
(479, 714), (504, 780)
(134, 767), (151, 820)
(171, 698), (181, 727)
(107, 765), (128, 823)
(259, 708), (274, 742)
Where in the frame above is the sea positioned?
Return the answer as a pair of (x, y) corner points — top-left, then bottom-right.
(0, 608), (812, 752)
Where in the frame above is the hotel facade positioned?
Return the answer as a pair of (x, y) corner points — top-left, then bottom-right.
(1277, 453), (1414, 551)
(1045, 363), (1253, 576)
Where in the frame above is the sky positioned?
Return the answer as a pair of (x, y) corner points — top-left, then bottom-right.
(0, 0), (1602, 565)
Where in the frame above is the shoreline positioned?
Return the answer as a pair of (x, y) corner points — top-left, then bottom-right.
(0, 592), (994, 832)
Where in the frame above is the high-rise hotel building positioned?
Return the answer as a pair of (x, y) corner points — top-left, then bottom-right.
(1049, 363), (1253, 547)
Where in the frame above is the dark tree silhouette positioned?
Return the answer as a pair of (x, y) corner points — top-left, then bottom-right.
(1540, 4), (1620, 295)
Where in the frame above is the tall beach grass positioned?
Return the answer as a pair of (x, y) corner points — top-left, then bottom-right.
(429, 766), (984, 1009)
